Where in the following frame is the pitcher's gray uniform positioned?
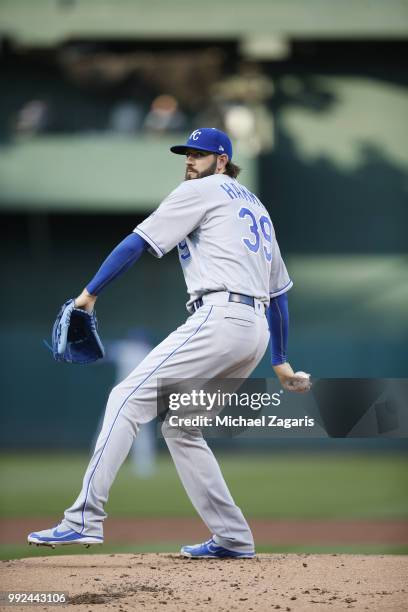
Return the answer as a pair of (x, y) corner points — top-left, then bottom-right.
(61, 172), (291, 553)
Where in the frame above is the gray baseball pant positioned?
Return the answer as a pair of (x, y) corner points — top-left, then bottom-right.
(64, 292), (269, 552)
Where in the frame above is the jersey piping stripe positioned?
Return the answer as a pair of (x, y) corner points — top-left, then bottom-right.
(134, 228), (164, 258)
(269, 279), (293, 297)
(80, 305), (214, 534)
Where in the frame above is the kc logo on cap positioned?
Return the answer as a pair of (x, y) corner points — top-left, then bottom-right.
(190, 130), (202, 141)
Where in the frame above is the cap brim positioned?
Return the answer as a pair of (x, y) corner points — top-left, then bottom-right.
(169, 145), (189, 155)
(170, 144), (219, 155)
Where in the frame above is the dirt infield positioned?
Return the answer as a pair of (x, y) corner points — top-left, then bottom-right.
(2, 517), (408, 546)
(1, 553), (407, 612)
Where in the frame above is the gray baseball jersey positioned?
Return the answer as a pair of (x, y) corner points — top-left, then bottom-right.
(135, 174), (292, 309)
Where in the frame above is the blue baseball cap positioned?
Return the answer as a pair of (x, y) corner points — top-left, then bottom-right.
(170, 128), (233, 160)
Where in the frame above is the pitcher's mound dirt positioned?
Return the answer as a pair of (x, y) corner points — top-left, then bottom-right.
(1, 553), (407, 612)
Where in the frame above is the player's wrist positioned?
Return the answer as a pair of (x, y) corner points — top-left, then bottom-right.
(273, 362), (294, 378)
(74, 288), (97, 312)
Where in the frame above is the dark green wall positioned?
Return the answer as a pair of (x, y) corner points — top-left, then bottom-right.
(0, 213), (406, 449)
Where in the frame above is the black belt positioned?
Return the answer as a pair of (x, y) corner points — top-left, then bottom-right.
(192, 292), (256, 312)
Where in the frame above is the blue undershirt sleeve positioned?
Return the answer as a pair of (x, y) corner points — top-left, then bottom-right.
(266, 292), (289, 366)
(86, 233), (148, 296)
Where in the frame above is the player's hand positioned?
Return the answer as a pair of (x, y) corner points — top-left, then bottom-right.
(74, 288), (97, 313)
(273, 362), (312, 393)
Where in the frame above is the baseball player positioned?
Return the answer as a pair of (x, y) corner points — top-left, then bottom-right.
(28, 128), (309, 558)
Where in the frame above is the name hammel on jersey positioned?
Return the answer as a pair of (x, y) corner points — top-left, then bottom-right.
(134, 174), (293, 310)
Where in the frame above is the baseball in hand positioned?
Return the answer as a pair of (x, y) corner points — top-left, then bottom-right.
(294, 371), (310, 379)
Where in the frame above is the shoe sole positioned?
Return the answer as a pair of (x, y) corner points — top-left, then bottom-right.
(28, 536), (103, 548)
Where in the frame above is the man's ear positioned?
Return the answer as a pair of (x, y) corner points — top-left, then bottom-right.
(217, 154), (228, 172)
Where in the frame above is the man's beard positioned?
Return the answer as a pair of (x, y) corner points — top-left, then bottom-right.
(185, 158), (218, 181)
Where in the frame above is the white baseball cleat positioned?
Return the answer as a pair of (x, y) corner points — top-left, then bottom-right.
(180, 538), (255, 558)
(27, 524), (103, 548)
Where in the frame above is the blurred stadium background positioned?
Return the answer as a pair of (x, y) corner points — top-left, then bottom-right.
(0, 0), (407, 559)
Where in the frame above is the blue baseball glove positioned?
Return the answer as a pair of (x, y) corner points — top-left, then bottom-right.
(48, 299), (105, 364)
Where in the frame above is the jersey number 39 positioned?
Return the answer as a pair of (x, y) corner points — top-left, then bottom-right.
(239, 207), (272, 262)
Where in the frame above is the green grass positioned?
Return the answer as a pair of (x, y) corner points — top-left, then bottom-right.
(1, 452), (407, 520)
(1, 543), (408, 562)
